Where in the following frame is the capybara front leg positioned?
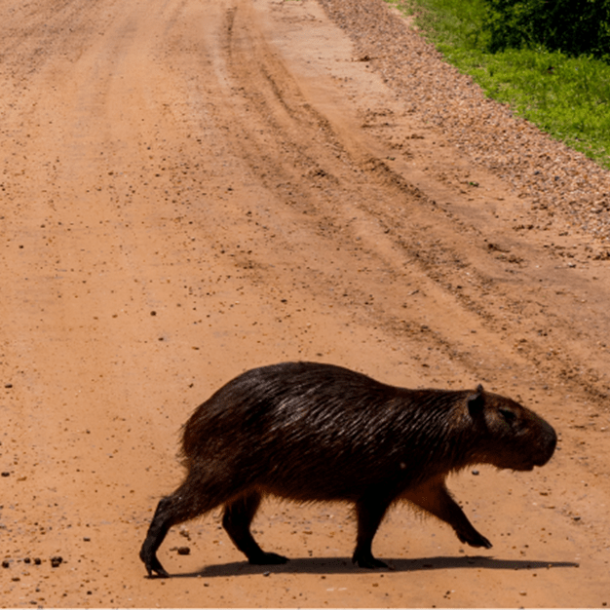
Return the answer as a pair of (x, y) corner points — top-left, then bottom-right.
(405, 477), (492, 549)
(352, 495), (392, 569)
(222, 492), (288, 565)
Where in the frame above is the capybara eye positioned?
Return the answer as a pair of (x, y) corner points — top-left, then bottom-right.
(499, 408), (517, 423)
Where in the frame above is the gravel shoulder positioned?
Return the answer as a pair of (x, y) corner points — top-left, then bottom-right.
(321, 0), (610, 243)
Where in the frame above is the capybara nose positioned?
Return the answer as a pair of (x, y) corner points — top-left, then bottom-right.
(534, 423), (557, 466)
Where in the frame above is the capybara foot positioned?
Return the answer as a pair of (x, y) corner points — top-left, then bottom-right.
(141, 551), (170, 578)
(248, 551), (289, 565)
(458, 531), (492, 549)
(352, 550), (389, 569)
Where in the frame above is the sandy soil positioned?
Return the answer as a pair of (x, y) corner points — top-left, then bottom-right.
(1, 0), (609, 606)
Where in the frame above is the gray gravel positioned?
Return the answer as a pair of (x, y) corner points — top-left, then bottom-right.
(317, 0), (610, 244)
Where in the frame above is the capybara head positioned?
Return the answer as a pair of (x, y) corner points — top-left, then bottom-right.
(466, 384), (557, 471)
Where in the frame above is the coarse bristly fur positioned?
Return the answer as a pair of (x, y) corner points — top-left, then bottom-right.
(140, 361), (557, 577)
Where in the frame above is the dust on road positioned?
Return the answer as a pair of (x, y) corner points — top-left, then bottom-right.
(1, 0), (609, 606)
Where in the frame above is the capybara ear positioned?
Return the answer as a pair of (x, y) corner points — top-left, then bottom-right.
(467, 385), (485, 418)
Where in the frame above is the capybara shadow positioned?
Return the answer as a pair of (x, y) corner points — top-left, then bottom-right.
(140, 362), (557, 577)
(167, 555), (577, 579)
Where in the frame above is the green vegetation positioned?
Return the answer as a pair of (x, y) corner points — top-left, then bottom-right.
(484, 0), (610, 62)
(394, 0), (610, 168)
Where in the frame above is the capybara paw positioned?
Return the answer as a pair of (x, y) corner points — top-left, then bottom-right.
(352, 551), (389, 569)
(248, 551), (289, 565)
(458, 531), (492, 549)
(141, 553), (170, 578)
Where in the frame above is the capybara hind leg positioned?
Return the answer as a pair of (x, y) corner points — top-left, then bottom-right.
(352, 496), (391, 569)
(140, 496), (181, 578)
(222, 492), (288, 565)
(405, 478), (492, 549)
(140, 478), (228, 577)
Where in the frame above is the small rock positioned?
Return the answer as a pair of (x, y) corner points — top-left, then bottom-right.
(176, 546), (190, 556)
(179, 528), (191, 540)
(50, 556), (63, 568)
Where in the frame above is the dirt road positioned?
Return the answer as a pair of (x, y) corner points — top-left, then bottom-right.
(1, 0), (609, 606)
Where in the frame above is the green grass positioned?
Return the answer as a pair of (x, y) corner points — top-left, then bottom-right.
(392, 0), (610, 169)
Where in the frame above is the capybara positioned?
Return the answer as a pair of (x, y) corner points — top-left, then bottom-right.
(140, 361), (557, 577)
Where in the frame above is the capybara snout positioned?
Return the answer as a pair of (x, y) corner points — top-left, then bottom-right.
(140, 362), (557, 577)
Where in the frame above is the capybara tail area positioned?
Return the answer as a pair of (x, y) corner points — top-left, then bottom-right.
(179, 419), (201, 463)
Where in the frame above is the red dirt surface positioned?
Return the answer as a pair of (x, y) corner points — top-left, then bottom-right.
(1, 0), (609, 606)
